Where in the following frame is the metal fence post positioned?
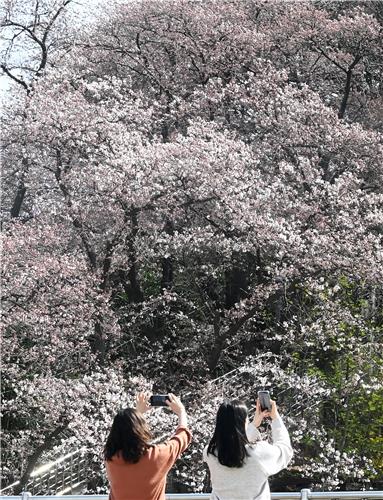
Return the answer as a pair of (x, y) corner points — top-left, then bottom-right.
(21, 491), (32, 500)
(300, 488), (311, 500)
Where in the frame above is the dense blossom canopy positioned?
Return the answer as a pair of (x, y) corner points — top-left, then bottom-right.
(1, 0), (383, 493)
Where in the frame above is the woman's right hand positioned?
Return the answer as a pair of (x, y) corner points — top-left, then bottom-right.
(166, 393), (185, 415)
(270, 400), (278, 420)
(254, 398), (271, 427)
(254, 399), (279, 425)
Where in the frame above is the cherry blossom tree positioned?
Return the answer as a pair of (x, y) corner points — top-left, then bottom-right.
(1, 0), (77, 220)
(2, 0), (383, 493)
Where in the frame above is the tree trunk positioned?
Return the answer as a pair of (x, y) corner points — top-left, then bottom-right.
(10, 184), (27, 218)
(224, 264), (248, 309)
(89, 319), (106, 365)
(208, 312), (222, 373)
(10, 158), (29, 218)
(160, 219), (174, 291)
(338, 56), (361, 119)
(126, 208), (144, 302)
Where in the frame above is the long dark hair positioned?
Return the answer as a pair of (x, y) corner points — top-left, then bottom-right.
(104, 408), (152, 463)
(207, 400), (250, 467)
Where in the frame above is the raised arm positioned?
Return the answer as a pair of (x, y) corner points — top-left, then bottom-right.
(254, 400), (293, 476)
(166, 393), (188, 428)
(164, 393), (192, 465)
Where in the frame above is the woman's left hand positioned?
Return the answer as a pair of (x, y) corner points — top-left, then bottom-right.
(136, 392), (151, 414)
(253, 398), (271, 427)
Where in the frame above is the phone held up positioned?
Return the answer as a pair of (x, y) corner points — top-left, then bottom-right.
(150, 395), (170, 407)
(258, 390), (272, 412)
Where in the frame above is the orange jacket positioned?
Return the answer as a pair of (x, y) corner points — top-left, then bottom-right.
(106, 426), (192, 500)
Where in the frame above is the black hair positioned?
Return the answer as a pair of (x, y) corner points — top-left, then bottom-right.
(104, 408), (152, 463)
(207, 400), (250, 467)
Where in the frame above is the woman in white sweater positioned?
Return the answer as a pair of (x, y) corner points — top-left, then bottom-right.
(203, 398), (293, 500)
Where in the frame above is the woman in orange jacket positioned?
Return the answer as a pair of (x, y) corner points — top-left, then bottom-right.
(104, 392), (191, 500)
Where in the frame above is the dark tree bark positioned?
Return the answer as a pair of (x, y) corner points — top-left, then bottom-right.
(224, 265), (248, 309)
(89, 320), (106, 365)
(313, 46), (362, 121)
(10, 182), (27, 218)
(208, 304), (260, 373)
(207, 312), (222, 373)
(126, 208), (144, 302)
(338, 56), (361, 119)
(160, 219), (174, 291)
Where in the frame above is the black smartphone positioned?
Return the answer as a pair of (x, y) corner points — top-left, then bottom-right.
(150, 395), (170, 407)
(258, 390), (272, 412)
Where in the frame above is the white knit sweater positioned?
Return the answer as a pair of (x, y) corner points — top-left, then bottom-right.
(203, 415), (293, 500)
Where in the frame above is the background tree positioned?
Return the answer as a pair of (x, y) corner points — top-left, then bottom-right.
(1, 0), (383, 493)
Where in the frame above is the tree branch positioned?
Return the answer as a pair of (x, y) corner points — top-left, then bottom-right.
(0, 64), (30, 93)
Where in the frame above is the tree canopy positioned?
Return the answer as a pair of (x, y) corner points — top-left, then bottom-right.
(1, 0), (383, 493)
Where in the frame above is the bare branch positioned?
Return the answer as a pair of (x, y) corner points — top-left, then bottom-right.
(0, 63), (30, 92)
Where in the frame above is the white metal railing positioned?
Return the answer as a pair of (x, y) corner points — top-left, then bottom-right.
(1, 490), (382, 500)
(0, 451), (89, 496)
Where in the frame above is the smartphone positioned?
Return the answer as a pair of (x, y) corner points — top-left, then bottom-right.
(150, 395), (170, 407)
(258, 390), (272, 412)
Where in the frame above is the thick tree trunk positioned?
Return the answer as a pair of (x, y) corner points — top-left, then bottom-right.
(224, 265), (248, 309)
(10, 157), (29, 219)
(338, 69), (353, 119)
(208, 312), (222, 373)
(126, 208), (144, 302)
(89, 320), (106, 365)
(161, 257), (174, 291)
(160, 219), (174, 291)
(10, 184), (27, 218)
(338, 56), (361, 119)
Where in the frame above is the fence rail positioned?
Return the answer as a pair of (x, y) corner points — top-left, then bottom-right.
(1, 490), (382, 500)
(0, 450), (89, 496)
